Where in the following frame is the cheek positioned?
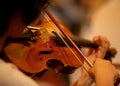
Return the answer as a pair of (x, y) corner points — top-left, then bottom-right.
(8, 23), (26, 38)
(7, 12), (26, 38)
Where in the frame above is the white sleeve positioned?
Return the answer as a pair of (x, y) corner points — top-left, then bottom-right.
(0, 59), (39, 86)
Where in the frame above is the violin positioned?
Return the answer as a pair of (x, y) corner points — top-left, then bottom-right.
(3, 9), (119, 85)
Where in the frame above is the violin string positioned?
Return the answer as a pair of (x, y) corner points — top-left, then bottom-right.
(43, 12), (89, 73)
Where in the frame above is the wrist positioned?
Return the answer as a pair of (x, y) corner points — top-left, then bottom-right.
(73, 72), (93, 86)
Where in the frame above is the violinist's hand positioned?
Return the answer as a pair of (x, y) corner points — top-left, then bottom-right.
(89, 58), (119, 86)
(87, 36), (110, 61)
(73, 36), (110, 86)
(83, 36), (110, 70)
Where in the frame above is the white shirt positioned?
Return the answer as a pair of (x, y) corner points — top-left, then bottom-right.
(0, 59), (39, 86)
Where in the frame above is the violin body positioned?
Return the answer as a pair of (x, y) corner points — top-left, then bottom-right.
(3, 18), (83, 74)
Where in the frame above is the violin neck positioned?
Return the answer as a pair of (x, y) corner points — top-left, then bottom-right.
(54, 36), (117, 61)
(54, 36), (99, 49)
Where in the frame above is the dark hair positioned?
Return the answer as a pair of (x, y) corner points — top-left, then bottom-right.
(0, 0), (49, 37)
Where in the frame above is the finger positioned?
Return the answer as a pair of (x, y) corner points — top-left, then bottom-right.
(95, 36), (110, 58)
(87, 48), (94, 56)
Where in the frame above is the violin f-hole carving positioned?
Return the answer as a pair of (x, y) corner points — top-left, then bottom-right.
(39, 46), (53, 55)
(39, 45), (53, 61)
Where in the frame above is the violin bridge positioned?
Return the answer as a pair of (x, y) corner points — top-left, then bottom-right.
(39, 27), (51, 44)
